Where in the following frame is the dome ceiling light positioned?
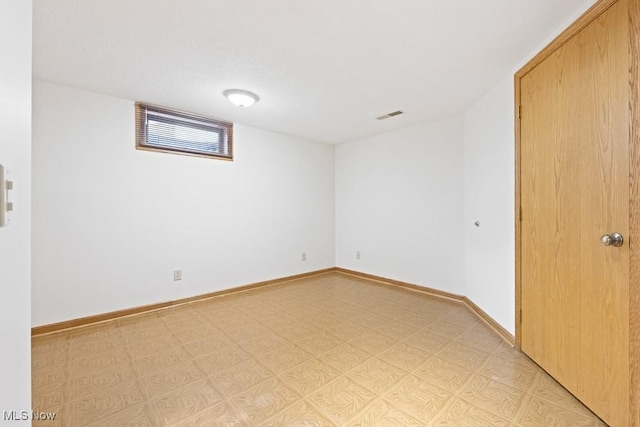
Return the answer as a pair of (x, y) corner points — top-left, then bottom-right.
(223, 89), (260, 107)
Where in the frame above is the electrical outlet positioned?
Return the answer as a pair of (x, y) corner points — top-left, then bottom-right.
(356, 251), (361, 260)
(173, 269), (182, 281)
(301, 252), (307, 261)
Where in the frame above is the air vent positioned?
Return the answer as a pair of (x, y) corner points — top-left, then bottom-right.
(376, 110), (404, 120)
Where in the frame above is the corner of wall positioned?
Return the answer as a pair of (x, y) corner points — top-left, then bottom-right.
(0, 0), (33, 421)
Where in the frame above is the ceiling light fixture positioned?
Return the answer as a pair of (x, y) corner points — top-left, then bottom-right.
(223, 89), (259, 107)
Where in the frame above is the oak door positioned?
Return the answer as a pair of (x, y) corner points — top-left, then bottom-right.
(519, 1), (630, 425)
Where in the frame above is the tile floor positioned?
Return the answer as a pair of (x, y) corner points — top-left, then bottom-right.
(31, 273), (606, 426)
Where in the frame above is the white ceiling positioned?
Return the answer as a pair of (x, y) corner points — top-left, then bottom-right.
(33, 0), (596, 144)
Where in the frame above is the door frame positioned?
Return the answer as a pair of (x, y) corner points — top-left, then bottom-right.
(514, 0), (640, 424)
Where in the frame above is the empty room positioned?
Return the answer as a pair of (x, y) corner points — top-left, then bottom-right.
(1, 0), (638, 425)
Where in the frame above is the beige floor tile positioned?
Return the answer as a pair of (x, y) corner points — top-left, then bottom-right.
(74, 361), (137, 398)
(212, 313), (256, 331)
(75, 347), (130, 375)
(72, 379), (144, 425)
(384, 374), (454, 419)
(194, 344), (253, 376)
(257, 343), (314, 373)
(453, 323), (506, 351)
(139, 360), (207, 400)
(413, 356), (477, 393)
(287, 307), (326, 320)
(71, 324), (121, 343)
(192, 304), (242, 321)
(175, 401), (244, 427)
(230, 378), (302, 425)
(318, 343), (375, 373)
(32, 348), (69, 370)
(246, 304), (284, 319)
(131, 345), (192, 377)
(296, 331), (344, 355)
(173, 324), (226, 344)
(120, 323), (173, 343)
(349, 330), (398, 355)
(237, 332), (290, 356)
(423, 317), (475, 339)
(459, 373), (528, 419)
(353, 298), (389, 312)
(347, 357), (408, 394)
(72, 334), (126, 357)
(531, 373), (603, 416)
(432, 396), (512, 426)
(378, 342), (433, 371)
(402, 329), (450, 354)
(257, 399), (334, 427)
(157, 307), (204, 324)
(436, 341), (491, 371)
(225, 324), (275, 343)
(327, 305), (370, 320)
(126, 333), (183, 359)
(31, 272), (605, 426)
(89, 403), (156, 427)
(394, 312), (441, 329)
(351, 312), (392, 329)
(308, 376), (378, 425)
(117, 313), (165, 330)
(345, 398), (425, 426)
(445, 306), (482, 322)
(32, 334), (71, 355)
(32, 380), (74, 412)
(280, 358), (342, 396)
(165, 317), (210, 334)
(182, 333), (236, 358)
(373, 319), (419, 340)
(261, 313), (303, 329)
(151, 378), (224, 425)
(477, 352), (540, 392)
(370, 304), (412, 320)
(515, 395), (607, 427)
(209, 359), (275, 398)
(304, 314), (348, 330)
(32, 361), (74, 389)
(493, 341), (536, 363)
(274, 321), (321, 341)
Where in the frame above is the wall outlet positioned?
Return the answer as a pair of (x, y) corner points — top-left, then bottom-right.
(356, 251), (361, 260)
(301, 252), (307, 261)
(173, 269), (182, 281)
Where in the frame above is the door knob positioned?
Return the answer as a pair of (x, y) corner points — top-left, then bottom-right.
(600, 232), (623, 247)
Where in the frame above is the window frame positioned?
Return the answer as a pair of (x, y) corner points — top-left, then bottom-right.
(135, 102), (234, 161)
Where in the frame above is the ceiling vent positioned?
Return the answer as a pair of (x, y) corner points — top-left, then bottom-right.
(376, 110), (404, 120)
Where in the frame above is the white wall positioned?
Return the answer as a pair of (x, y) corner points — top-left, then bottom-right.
(463, 75), (515, 332)
(0, 0), (32, 423)
(462, 0), (597, 334)
(31, 2), (599, 336)
(335, 117), (464, 294)
(32, 80), (335, 326)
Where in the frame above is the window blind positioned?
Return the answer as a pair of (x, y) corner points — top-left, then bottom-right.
(135, 103), (233, 160)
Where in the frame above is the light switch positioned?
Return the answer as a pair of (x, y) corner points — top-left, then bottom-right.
(0, 165), (12, 227)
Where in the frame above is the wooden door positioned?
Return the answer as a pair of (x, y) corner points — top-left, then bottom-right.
(519, 1), (630, 425)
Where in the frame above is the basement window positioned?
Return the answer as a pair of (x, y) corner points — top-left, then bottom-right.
(135, 103), (233, 160)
